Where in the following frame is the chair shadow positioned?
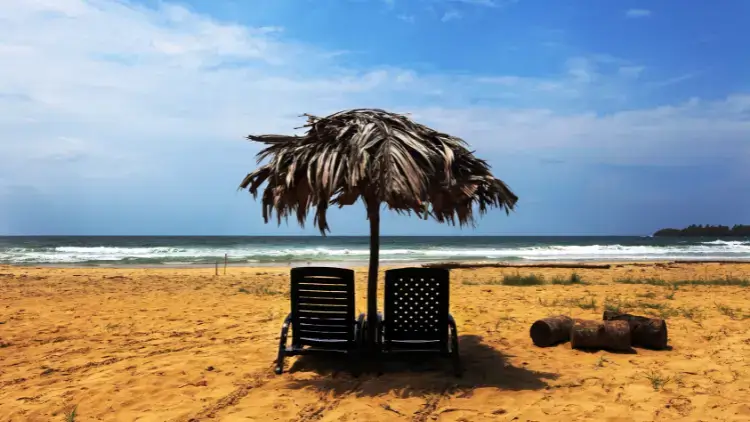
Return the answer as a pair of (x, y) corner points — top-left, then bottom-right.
(284, 334), (559, 397)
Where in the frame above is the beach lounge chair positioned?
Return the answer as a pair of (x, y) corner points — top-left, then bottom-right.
(370, 267), (461, 376)
(275, 267), (365, 375)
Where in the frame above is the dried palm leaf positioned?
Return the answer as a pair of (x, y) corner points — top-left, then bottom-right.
(239, 108), (518, 234)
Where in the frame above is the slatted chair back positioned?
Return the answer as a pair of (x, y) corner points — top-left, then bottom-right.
(290, 267), (356, 349)
(383, 267), (450, 349)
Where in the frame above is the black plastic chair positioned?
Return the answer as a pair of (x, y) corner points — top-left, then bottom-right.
(275, 267), (365, 375)
(368, 267), (461, 376)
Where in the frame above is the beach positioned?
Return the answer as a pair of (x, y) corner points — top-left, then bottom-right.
(2, 262), (750, 421)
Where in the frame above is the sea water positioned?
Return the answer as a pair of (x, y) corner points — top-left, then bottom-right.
(1, 236), (749, 266)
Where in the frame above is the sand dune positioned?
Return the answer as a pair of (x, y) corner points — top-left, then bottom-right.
(2, 263), (750, 421)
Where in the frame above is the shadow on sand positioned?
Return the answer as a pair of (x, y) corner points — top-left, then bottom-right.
(284, 335), (558, 397)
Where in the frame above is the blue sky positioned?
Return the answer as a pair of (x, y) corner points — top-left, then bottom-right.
(0, 0), (749, 236)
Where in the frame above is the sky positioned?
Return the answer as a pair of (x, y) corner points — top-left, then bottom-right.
(0, 0), (749, 236)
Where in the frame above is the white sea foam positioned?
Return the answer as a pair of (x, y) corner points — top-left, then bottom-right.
(2, 240), (750, 264)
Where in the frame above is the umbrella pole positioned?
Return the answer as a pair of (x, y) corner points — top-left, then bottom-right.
(366, 202), (380, 351)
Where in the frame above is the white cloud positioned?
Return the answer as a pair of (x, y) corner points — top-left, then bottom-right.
(626, 9), (652, 18)
(0, 0), (748, 200)
(447, 0), (503, 7)
(397, 14), (415, 23)
(441, 10), (462, 22)
(412, 95), (750, 166)
(0, 0), (409, 189)
(618, 66), (645, 78)
(449, 0), (495, 6)
(652, 72), (699, 88)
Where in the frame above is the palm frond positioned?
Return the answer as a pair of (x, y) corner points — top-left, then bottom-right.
(239, 108), (518, 234)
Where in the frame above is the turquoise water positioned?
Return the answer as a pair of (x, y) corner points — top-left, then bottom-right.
(1, 236), (749, 266)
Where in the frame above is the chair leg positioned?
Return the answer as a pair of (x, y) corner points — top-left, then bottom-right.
(376, 312), (384, 346)
(275, 313), (292, 375)
(448, 314), (462, 377)
(375, 312), (384, 376)
(351, 313), (366, 377)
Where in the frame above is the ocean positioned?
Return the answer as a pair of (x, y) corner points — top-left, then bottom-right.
(1, 236), (749, 267)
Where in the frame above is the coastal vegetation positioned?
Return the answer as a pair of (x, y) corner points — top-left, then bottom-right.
(463, 271), (586, 286)
(653, 224), (750, 237)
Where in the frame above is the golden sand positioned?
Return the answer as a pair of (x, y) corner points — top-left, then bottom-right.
(2, 263), (750, 421)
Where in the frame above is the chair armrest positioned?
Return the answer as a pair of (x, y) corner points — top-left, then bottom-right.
(448, 313), (458, 332)
(280, 313), (293, 338)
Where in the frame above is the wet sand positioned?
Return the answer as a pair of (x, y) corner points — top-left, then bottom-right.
(1, 262), (750, 421)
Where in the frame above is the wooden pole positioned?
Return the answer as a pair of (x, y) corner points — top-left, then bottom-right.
(366, 199), (380, 349)
(215, 261), (218, 276)
(224, 254), (228, 275)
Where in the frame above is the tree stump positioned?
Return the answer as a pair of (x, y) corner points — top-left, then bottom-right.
(530, 315), (574, 347)
(570, 319), (631, 351)
(603, 311), (668, 350)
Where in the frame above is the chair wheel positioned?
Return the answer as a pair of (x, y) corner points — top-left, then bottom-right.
(274, 366), (283, 375)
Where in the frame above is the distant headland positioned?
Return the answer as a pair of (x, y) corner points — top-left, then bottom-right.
(653, 224), (750, 237)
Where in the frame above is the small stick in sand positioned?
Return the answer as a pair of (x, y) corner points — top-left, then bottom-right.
(215, 261), (218, 276)
(224, 254), (228, 275)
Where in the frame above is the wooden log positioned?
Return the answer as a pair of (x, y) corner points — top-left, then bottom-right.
(570, 319), (631, 352)
(602, 311), (668, 350)
(530, 315), (574, 347)
(674, 260), (750, 265)
(421, 261), (611, 270)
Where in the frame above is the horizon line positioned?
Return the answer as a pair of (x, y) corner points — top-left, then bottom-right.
(0, 234), (654, 237)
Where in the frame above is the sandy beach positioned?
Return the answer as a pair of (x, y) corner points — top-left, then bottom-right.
(2, 262), (750, 421)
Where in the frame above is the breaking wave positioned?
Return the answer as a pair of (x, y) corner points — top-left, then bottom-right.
(2, 238), (750, 265)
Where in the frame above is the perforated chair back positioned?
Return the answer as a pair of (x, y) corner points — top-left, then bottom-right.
(383, 267), (450, 349)
(290, 267), (356, 349)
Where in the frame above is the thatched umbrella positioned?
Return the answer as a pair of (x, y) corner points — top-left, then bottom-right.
(239, 108), (518, 347)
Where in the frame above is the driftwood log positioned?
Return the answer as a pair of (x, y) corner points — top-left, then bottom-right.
(570, 319), (631, 352)
(674, 260), (750, 264)
(530, 315), (574, 347)
(422, 261), (611, 270)
(603, 311), (668, 350)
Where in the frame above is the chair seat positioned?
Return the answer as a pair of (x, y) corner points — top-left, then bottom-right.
(299, 337), (350, 342)
(389, 339), (442, 346)
(286, 345), (350, 354)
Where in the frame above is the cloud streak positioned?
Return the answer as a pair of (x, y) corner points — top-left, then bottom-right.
(441, 10), (462, 22)
(626, 9), (652, 18)
(449, 0), (499, 7)
(397, 13), (415, 23)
